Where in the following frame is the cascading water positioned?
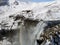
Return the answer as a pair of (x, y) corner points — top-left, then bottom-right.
(34, 21), (47, 45)
(19, 20), (47, 45)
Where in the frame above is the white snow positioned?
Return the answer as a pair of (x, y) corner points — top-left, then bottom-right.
(0, 0), (60, 29)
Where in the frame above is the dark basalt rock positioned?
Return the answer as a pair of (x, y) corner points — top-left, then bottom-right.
(39, 21), (60, 45)
(37, 39), (44, 45)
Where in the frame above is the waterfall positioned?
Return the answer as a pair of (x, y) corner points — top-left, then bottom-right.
(19, 20), (47, 45)
(33, 21), (47, 45)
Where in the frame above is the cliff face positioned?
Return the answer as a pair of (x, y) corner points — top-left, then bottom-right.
(0, 0), (60, 45)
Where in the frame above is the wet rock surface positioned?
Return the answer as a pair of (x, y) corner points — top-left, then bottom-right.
(38, 21), (60, 45)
